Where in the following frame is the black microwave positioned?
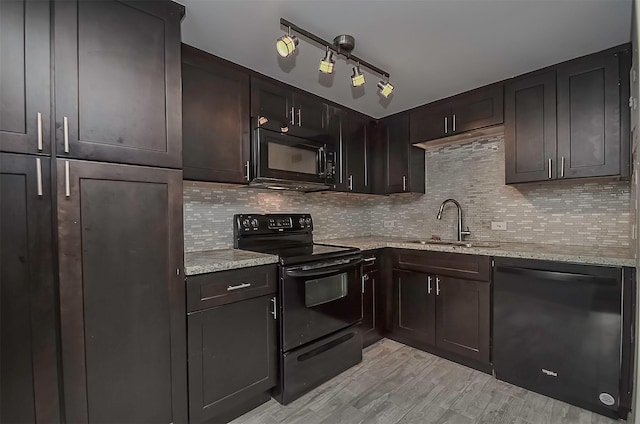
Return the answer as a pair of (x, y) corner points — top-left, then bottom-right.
(250, 128), (336, 192)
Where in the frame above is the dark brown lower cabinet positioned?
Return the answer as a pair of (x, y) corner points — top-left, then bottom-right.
(435, 276), (490, 363)
(187, 294), (278, 424)
(391, 269), (436, 346)
(361, 253), (383, 347)
(1, 153), (60, 423)
(56, 159), (187, 424)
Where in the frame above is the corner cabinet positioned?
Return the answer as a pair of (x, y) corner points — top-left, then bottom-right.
(182, 45), (251, 183)
(56, 160), (187, 424)
(53, 0), (184, 168)
(410, 83), (504, 144)
(373, 115), (425, 195)
(505, 45), (631, 184)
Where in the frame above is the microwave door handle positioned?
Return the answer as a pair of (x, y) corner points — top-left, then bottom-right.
(318, 146), (326, 177)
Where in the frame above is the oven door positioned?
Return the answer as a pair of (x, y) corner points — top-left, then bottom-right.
(254, 128), (331, 186)
(281, 255), (363, 352)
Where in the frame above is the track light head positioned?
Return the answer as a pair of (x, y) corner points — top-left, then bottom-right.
(351, 64), (365, 87)
(276, 28), (298, 58)
(377, 80), (394, 98)
(318, 48), (335, 74)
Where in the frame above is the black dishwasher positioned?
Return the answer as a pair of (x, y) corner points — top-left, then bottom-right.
(493, 257), (632, 418)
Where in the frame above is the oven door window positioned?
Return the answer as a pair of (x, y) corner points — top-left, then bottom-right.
(305, 273), (348, 308)
(268, 142), (318, 175)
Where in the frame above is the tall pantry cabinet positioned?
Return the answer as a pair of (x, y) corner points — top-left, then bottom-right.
(0, 1), (188, 423)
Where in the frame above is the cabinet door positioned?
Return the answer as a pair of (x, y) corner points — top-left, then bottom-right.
(188, 295), (278, 423)
(557, 51), (620, 179)
(361, 268), (383, 348)
(182, 46), (250, 183)
(450, 84), (504, 133)
(382, 116), (410, 194)
(391, 270), (435, 346)
(251, 78), (292, 129)
(435, 276), (490, 364)
(54, 0), (183, 168)
(505, 71), (557, 184)
(0, 0), (50, 155)
(1, 153), (60, 423)
(56, 159), (187, 424)
(343, 115), (370, 193)
(409, 103), (450, 143)
(294, 94), (329, 136)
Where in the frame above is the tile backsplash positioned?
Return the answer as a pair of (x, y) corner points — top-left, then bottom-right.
(184, 133), (632, 252)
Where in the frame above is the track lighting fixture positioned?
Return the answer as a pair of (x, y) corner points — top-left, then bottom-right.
(276, 27), (298, 58)
(318, 47), (335, 74)
(351, 64), (365, 87)
(377, 80), (394, 98)
(276, 18), (394, 96)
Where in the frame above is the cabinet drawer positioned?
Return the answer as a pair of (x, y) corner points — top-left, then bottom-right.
(187, 265), (277, 312)
(393, 250), (491, 282)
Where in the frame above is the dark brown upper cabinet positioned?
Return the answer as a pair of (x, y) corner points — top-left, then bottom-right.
(339, 113), (372, 193)
(504, 71), (557, 183)
(410, 83), (503, 144)
(557, 50), (623, 179)
(1, 153), (60, 424)
(251, 77), (335, 143)
(56, 159), (187, 424)
(373, 116), (425, 195)
(505, 45), (630, 184)
(182, 45), (251, 183)
(0, 0), (51, 155)
(54, 0), (184, 168)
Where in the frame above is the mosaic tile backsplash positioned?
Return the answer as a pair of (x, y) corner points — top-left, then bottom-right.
(184, 133), (632, 252)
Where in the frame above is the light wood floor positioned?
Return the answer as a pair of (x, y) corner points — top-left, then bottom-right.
(230, 339), (619, 424)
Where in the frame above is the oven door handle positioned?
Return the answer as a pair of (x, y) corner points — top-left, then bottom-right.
(285, 258), (363, 278)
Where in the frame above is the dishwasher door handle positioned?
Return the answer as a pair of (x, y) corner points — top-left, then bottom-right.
(496, 266), (617, 285)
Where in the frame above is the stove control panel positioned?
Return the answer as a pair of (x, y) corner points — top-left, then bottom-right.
(234, 214), (313, 234)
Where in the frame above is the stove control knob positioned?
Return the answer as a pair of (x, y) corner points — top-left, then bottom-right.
(299, 217), (305, 227)
(305, 217), (312, 225)
(242, 219), (250, 228)
(251, 219), (259, 228)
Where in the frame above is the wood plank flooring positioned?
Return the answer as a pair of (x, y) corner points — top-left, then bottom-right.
(230, 339), (619, 424)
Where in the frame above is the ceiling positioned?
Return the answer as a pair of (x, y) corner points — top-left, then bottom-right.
(180, 0), (632, 119)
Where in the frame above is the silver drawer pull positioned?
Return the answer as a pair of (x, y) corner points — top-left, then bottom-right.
(227, 282), (251, 291)
(36, 158), (43, 196)
(64, 160), (70, 197)
(364, 257), (376, 263)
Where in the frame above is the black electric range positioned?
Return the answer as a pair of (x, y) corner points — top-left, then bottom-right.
(234, 213), (364, 405)
(233, 213), (360, 265)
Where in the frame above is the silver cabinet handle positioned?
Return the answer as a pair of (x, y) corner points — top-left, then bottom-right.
(364, 257), (376, 263)
(427, 276), (432, 294)
(245, 160), (250, 181)
(548, 158), (552, 179)
(36, 158), (43, 196)
(37, 112), (43, 151)
(436, 277), (441, 295)
(227, 282), (251, 291)
(64, 160), (70, 197)
(290, 107), (295, 126)
(561, 156), (565, 178)
(444, 116), (448, 134)
(402, 175), (407, 191)
(452, 114), (456, 132)
(364, 128), (368, 187)
(63, 116), (69, 153)
(271, 297), (277, 320)
(297, 108), (302, 127)
(348, 175), (353, 191)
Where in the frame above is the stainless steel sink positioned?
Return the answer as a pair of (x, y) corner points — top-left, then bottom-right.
(406, 240), (500, 248)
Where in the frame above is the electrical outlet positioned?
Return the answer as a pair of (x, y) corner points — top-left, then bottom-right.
(383, 220), (394, 228)
(491, 221), (507, 231)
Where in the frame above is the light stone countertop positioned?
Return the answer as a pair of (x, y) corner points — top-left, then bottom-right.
(317, 236), (635, 268)
(184, 249), (279, 276)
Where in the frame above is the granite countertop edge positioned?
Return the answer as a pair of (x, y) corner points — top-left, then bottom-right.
(184, 249), (279, 276)
(317, 237), (636, 268)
